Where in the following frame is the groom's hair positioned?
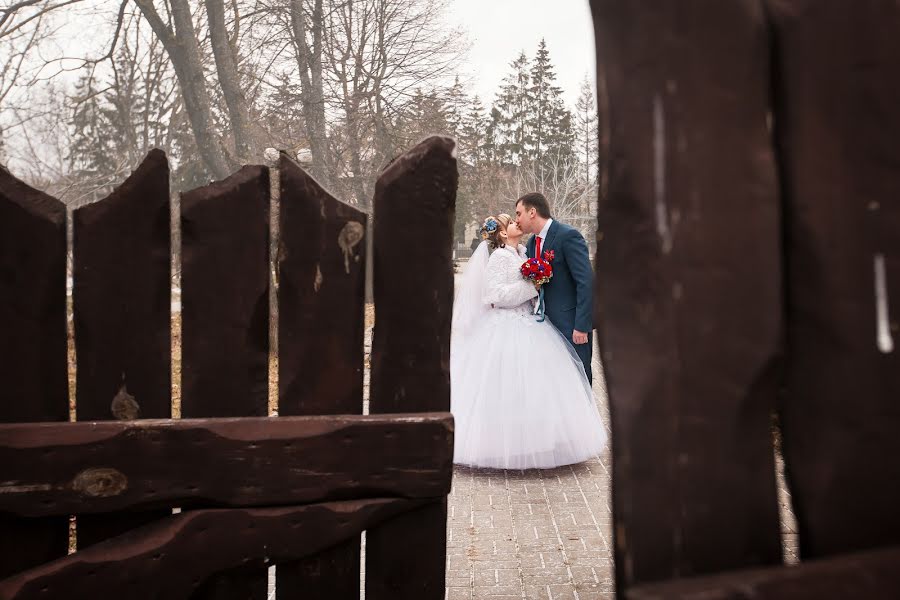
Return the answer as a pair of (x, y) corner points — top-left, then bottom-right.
(516, 192), (552, 219)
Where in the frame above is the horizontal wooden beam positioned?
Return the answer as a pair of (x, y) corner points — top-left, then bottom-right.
(0, 413), (453, 517)
(627, 545), (900, 599)
(0, 497), (432, 600)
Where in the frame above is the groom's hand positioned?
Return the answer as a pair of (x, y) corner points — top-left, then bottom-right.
(572, 330), (589, 345)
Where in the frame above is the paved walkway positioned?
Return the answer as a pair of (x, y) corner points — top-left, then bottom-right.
(266, 333), (798, 600)
(445, 345), (614, 600)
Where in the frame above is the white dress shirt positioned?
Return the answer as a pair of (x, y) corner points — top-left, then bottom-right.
(535, 218), (554, 254)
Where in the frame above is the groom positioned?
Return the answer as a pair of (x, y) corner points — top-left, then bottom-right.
(515, 192), (594, 384)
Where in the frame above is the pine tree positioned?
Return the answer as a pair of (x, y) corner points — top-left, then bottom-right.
(401, 88), (449, 144)
(445, 76), (468, 141)
(492, 51), (531, 165)
(69, 73), (120, 201)
(574, 75), (598, 187)
(460, 95), (490, 167)
(527, 39), (574, 181)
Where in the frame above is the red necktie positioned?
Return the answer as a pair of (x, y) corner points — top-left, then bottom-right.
(535, 236), (542, 259)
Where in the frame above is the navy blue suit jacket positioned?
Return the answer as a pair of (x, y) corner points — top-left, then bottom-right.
(526, 220), (593, 337)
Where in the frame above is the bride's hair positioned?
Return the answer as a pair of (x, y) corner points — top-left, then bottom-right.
(480, 214), (511, 250)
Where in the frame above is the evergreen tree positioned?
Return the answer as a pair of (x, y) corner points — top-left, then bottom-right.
(460, 95), (489, 167)
(527, 39), (574, 181)
(68, 73), (119, 201)
(445, 76), (468, 141)
(492, 51), (531, 165)
(400, 88), (449, 145)
(574, 75), (598, 187)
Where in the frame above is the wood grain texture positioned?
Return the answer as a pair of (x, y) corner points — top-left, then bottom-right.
(180, 165), (271, 598)
(0, 498), (430, 600)
(180, 165), (270, 418)
(589, 0), (783, 590)
(0, 168), (69, 578)
(767, 0), (900, 559)
(627, 545), (900, 600)
(276, 154), (367, 599)
(367, 136), (457, 600)
(73, 149), (172, 549)
(0, 414), (453, 517)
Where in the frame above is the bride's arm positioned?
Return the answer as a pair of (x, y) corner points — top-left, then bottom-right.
(482, 251), (539, 308)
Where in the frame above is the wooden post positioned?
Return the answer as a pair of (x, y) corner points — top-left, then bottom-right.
(590, 0), (783, 592)
(275, 154), (367, 599)
(73, 149), (172, 548)
(181, 165), (270, 599)
(366, 136), (457, 600)
(767, 0), (900, 559)
(0, 169), (69, 578)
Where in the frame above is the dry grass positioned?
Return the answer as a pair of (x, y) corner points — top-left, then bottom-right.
(68, 304), (375, 420)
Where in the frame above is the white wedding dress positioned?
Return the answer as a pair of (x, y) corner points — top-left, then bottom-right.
(450, 242), (607, 469)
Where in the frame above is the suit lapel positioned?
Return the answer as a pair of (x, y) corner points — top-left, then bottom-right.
(542, 220), (560, 256)
(526, 235), (535, 258)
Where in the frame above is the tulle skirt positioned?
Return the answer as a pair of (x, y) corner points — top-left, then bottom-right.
(450, 304), (607, 469)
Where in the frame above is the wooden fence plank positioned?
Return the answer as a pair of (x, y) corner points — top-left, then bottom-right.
(767, 0), (900, 560)
(589, 0), (783, 590)
(0, 169), (69, 578)
(73, 149), (172, 548)
(181, 165), (270, 418)
(180, 165), (270, 599)
(275, 156), (367, 598)
(627, 545), (900, 600)
(0, 498), (431, 600)
(366, 136), (457, 600)
(0, 413), (454, 516)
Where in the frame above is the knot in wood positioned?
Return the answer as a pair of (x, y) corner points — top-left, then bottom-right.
(72, 468), (128, 498)
(111, 385), (140, 420)
(338, 221), (365, 273)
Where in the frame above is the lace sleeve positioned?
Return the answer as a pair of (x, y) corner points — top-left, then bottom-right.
(482, 250), (539, 308)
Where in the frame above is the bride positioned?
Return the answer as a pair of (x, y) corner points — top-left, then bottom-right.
(450, 213), (607, 469)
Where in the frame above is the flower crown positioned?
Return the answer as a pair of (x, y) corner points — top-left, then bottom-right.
(480, 217), (499, 240)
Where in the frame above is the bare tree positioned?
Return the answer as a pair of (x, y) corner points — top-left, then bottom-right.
(132, 0), (235, 179)
(505, 149), (596, 243)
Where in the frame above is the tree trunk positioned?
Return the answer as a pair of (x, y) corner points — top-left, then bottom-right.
(205, 0), (255, 164)
(134, 0), (234, 180)
(289, 0), (330, 186)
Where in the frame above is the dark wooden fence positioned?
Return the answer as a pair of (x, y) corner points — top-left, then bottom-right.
(591, 1), (900, 598)
(0, 136), (456, 599)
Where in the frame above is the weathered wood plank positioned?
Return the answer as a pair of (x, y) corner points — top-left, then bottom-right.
(73, 149), (172, 549)
(276, 155), (366, 597)
(180, 165), (271, 599)
(589, 0), (783, 590)
(0, 413), (454, 517)
(181, 165), (270, 418)
(369, 136), (456, 415)
(767, 0), (900, 560)
(0, 498), (431, 600)
(367, 136), (456, 600)
(0, 168), (69, 578)
(277, 153), (366, 414)
(627, 545), (900, 600)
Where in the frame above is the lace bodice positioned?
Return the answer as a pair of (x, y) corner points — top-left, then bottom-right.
(482, 244), (538, 313)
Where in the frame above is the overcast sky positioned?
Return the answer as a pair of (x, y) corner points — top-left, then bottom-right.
(445, 0), (596, 107)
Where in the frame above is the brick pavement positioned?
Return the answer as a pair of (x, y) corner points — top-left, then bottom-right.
(444, 346), (614, 600)
(265, 334), (798, 600)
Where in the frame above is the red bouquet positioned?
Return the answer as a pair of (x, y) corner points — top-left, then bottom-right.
(521, 250), (555, 321)
(520, 252), (554, 286)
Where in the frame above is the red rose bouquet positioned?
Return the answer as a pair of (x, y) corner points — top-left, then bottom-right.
(520, 250), (555, 322)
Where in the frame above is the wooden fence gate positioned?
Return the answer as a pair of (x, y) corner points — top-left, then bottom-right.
(0, 136), (457, 599)
(591, 1), (900, 598)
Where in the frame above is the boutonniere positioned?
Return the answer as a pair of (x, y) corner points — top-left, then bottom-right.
(542, 250), (555, 262)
